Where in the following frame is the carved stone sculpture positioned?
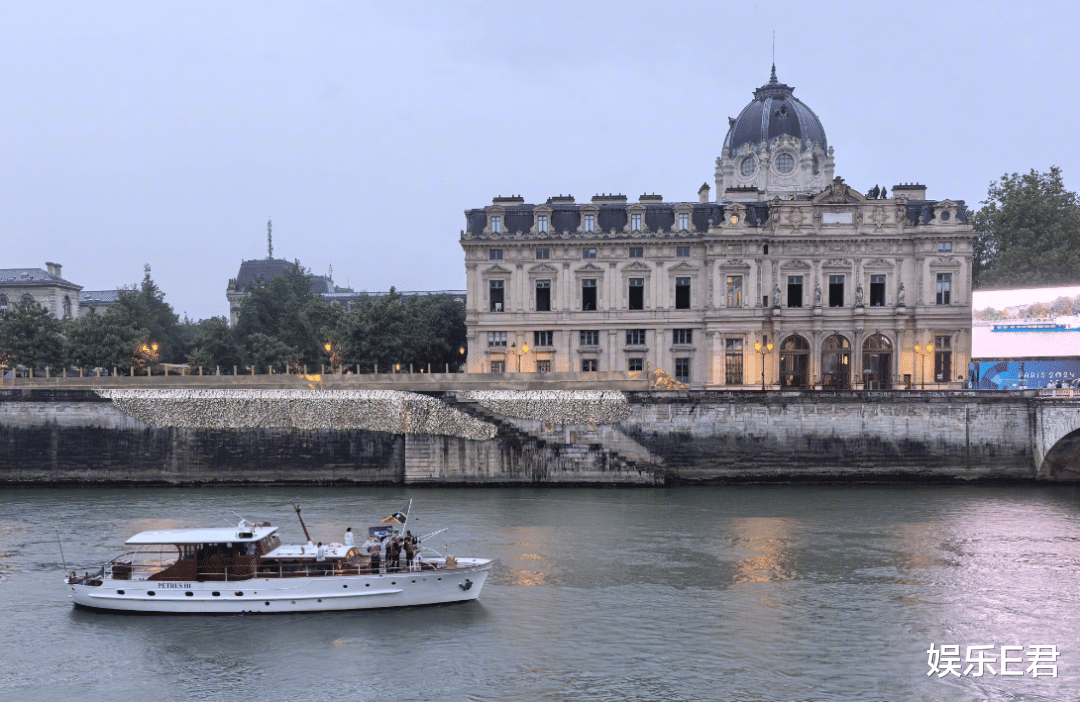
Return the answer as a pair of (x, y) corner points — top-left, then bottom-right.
(855, 284), (864, 307)
(897, 282), (906, 305)
(773, 283), (782, 307)
(814, 284), (822, 306)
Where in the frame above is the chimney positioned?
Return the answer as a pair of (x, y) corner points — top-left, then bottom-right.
(492, 195), (525, 205)
(891, 183), (927, 200)
(547, 194), (575, 204)
(46, 262), (62, 278)
(698, 182), (710, 203)
(638, 193), (663, 203)
(591, 193), (628, 203)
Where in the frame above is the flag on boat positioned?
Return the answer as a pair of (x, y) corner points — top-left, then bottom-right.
(380, 512), (408, 524)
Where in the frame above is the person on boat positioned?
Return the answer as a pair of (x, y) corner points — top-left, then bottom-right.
(387, 537), (402, 572)
(344, 527), (355, 547)
(365, 535), (381, 573)
(403, 534), (416, 568)
(316, 542), (327, 575)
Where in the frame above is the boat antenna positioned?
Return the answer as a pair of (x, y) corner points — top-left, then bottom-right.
(403, 498), (413, 533)
(55, 529), (68, 574)
(290, 501), (312, 542)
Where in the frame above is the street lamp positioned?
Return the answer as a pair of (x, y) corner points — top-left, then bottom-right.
(753, 340), (774, 391)
(510, 342), (530, 372)
(913, 343), (934, 389)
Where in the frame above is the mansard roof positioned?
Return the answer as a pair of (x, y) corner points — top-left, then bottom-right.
(723, 65), (828, 156)
(0, 267), (81, 289)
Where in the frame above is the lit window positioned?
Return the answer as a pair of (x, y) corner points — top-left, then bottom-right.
(726, 276), (742, 307)
(677, 213), (689, 231)
(934, 335), (953, 382)
(584, 215), (595, 232)
(673, 329), (693, 345)
(535, 248), (550, 260)
(582, 248), (597, 259)
(629, 247), (643, 259)
(537, 215), (548, 233)
(490, 360), (505, 373)
(631, 213), (642, 231)
(580, 330), (599, 346)
(489, 249), (503, 260)
(487, 331), (507, 347)
(776, 153), (795, 173)
(725, 338), (743, 385)
(676, 246), (690, 258)
(727, 244), (742, 255)
(491, 216), (501, 233)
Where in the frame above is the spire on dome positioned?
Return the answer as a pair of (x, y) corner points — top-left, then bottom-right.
(770, 63), (777, 84)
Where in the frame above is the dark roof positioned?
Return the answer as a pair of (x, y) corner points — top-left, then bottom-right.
(0, 267), (80, 288)
(465, 202), (738, 237)
(79, 290), (123, 304)
(233, 258), (297, 292)
(723, 65), (827, 155)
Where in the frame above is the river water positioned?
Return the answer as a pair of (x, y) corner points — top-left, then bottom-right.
(2, 485), (1080, 702)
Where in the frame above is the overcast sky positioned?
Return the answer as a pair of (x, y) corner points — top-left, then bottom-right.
(4, 1), (1078, 321)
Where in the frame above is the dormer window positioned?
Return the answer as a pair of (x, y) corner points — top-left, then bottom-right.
(537, 215), (548, 233)
(491, 216), (501, 233)
(584, 214), (595, 232)
(631, 213), (642, 231)
(677, 213), (689, 231)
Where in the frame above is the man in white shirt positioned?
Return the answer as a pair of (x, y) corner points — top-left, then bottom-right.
(344, 527), (355, 547)
(316, 542), (326, 574)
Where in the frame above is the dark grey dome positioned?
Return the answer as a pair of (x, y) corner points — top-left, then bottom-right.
(723, 66), (827, 155)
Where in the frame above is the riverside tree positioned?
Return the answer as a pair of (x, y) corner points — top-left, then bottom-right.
(973, 166), (1080, 288)
(185, 316), (243, 373)
(0, 298), (66, 372)
(64, 307), (144, 372)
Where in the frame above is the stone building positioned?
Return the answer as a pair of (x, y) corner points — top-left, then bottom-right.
(0, 262), (81, 319)
(459, 67), (975, 390)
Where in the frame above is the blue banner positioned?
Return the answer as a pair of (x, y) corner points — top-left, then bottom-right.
(975, 360), (1080, 390)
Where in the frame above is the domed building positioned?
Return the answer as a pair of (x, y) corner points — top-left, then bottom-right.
(458, 67), (974, 391)
(716, 65), (834, 201)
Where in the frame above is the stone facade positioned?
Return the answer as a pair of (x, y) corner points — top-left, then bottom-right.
(0, 262), (81, 319)
(459, 69), (975, 391)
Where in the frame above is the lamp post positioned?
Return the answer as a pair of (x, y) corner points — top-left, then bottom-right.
(459, 346), (466, 373)
(753, 340), (773, 391)
(510, 342), (530, 372)
(913, 343), (934, 389)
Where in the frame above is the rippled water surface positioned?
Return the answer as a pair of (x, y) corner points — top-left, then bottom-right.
(2, 485), (1080, 701)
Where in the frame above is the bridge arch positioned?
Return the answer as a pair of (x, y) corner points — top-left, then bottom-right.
(1035, 401), (1080, 480)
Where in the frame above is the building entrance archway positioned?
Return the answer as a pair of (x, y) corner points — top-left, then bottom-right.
(820, 335), (851, 389)
(862, 334), (893, 390)
(779, 335), (810, 389)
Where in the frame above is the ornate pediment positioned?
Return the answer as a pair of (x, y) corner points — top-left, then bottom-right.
(822, 258), (853, 268)
(930, 257), (961, 267)
(719, 258), (751, 268)
(780, 260), (811, 270)
(863, 258), (893, 269)
(668, 261), (699, 273)
(482, 264), (513, 276)
(811, 176), (867, 205)
(528, 263), (560, 276)
(575, 262), (605, 274)
(622, 261), (652, 273)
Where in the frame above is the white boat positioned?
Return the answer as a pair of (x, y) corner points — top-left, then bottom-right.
(64, 513), (491, 614)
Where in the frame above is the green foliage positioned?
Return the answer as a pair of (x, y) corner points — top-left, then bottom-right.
(334, 290), (466, 372)
(234, 262), (340, 368)
(246, 333), (300, 374)
(0, 298), (66, 370)
(64, 307), (144, 372)
(185, 316), (243, 373)
(973, 166), (1080, 289)
(109, 266), (183, 361)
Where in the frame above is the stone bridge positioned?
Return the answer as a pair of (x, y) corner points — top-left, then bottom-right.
(1032, 397), (1080, 480)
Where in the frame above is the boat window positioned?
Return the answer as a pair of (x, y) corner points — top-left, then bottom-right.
(185, 592), (193, 597)
(117, 590), (125, 595)
(212, 591), (220, 597)
(147, 591), (155, 596)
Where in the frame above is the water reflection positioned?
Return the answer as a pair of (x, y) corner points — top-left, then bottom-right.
(727, 517), (801, 585)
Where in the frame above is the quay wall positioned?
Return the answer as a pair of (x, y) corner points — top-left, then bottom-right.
(0, 388), (1066, 485)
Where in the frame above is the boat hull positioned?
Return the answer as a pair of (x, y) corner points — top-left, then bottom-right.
(68, 559), (491, 614)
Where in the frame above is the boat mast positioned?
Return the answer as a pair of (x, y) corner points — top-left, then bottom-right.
(290, 501), (312, 542)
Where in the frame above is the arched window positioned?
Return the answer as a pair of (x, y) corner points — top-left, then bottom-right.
(0, 294), (7, 311)
(776, 153), (795, 174)
(779, 335), (810, 389)
(740, 156), (755, 177)
(820, 335), (851, 390)
(21, 294), (33, 305)
(862, 334), (893, 390)
(62, 296), (71, 318)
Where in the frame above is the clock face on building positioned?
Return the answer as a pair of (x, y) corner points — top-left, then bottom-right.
(730, 215), (739, 224)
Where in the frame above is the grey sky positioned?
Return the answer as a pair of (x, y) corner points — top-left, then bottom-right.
(3, 1), (1078, 320)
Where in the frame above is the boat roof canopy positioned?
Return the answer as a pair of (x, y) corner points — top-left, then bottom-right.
(125, 526), (278, 545)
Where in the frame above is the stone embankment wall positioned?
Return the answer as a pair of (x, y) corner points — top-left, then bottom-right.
(3, 388), (1071, 485)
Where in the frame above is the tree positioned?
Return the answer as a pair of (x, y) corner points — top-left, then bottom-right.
(234, 262), (340, 369)
(64, 307), (145, 372)
(973, 167), (1080, 289)
(0, 298), (66, 371)
(186, 316), (243, 373)
(246, 333), (300, 374)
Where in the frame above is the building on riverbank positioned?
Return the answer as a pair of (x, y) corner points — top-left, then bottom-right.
(459, 66), (975, 390)
(0, 263), (82, 319)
